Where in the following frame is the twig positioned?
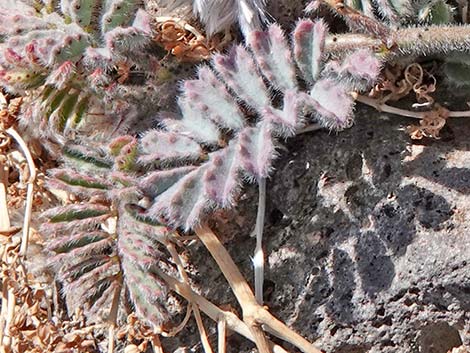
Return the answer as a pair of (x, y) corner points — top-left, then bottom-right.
(0, 156), (10, 232)
(107, 279), (122, 353)
(0, 139), (14, 352)
(195, 224), (271, 353)
(0, 277), (16, 353)
(0, 92), (6, 109)
(0, 277), (9, 348)
(161, 303), (192, 337)
(5, 127), (36, 258)
(152, 267), (289, 353)
(150, 335), (164, 353)
(0, 90), (12, 236)
(195, 225), (323, 353)
(0, 242), (12, 348)
(192, 305), (214, 353)
(164, 238), (214, 353)
(353, 93), (470, 119)
(458, 0), (468, 23)
(353, 93), (426, 118)
(254, 178), (266, 305)
(217, 317), (226, 353)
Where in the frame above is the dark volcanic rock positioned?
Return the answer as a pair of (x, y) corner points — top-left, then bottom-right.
(163, 106), (470, 353)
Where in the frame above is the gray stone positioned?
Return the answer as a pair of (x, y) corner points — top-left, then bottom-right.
(165, 106), (470, 352)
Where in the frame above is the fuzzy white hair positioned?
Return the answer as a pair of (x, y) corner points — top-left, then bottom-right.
(160, 0), (267, 37)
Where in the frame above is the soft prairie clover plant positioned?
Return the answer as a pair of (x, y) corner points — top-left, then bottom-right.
(41, 18), (381, 353)
(26, 1), (470, 352)
(308, 0), (454, 26)
(0, 0), (165, 146)
(313, 0), (470, 95)
(41, 138), (177, 326)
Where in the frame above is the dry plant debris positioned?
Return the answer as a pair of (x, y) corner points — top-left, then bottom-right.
(154, 17), (226, 62)
(0, 97), (22, 131)
(0, 91), (169, 353)
(116, 314), (165, 353)
(0, 237), (161, 353)
(448, 347), (470, 353)
(406, 104), (450, 139)
(0, 92), (94, 353)
(370, 63), (437, 106)
(358, 62), (470, 139)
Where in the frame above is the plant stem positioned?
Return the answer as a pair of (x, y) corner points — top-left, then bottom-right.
(254, 178), (266, 305)
(353, 93), (470, 118)
(152, 268), (289, 353)
(107, 280), (122, 353)
(195, 225), (323, 353)
(162, 304), (192, 337)
(218, 317), (226, 353)
(195, 224), (271, 353)
(5, 127), (36, 258)
(151, 335), (164, 353)
(0, 156), (9, 233)
(0, 151), (14, 352)
(193, 305), (214, 353)
(325, 25), (470, 60)
(165, 239), (214, 353)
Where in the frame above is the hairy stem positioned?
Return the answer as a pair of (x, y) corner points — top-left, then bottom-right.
(325, 25), (470, 60)
(254, 178), (266, 305)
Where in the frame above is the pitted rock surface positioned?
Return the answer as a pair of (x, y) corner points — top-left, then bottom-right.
(164, 106), (470, 353)
(266, 106), (470, 352)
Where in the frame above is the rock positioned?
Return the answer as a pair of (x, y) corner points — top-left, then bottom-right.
(264, 106), (470, 352)
(165, 106), (470, 352)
